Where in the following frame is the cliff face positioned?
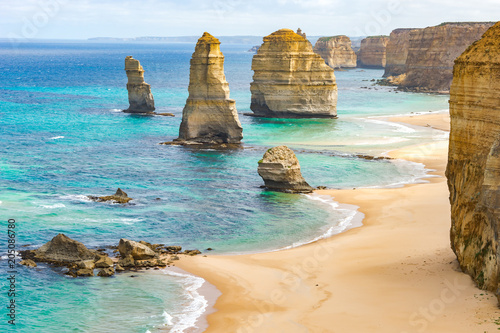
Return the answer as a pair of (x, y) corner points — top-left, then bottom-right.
(384, 29), (418, 77)
(446, 22), (500, 296)
(250, 29), (337, 118)
(258, 146), (313, 193)
(357, 36), (389, 68)
(313, 35), (357, 69)
(401, 22), (494, 92)
(177, 32), (243, 144)
(124, 56), (155, 113)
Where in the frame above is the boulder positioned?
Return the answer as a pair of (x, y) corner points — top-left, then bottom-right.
(118, 239), (156, 260)
(257, 146), (314, 193)
(97, 267), (115, 277)
(117, 254), (135, 267)
(20, 259), (37, 267)
(95, 256), (114, 268)
(88, 188), (132, 204)
(34, 234), (97, 263)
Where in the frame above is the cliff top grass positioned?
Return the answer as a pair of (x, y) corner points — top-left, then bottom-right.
(197, 32), (220, 45)
(264, 29), (306, 42)
(317, 35), (349, 42)
(366, 35), (389, 39)
(438, 21), (496, 27)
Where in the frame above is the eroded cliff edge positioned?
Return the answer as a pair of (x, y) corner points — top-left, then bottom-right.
(357, 36), (389, 68)
(446, 22), (500, 298)
(383, 28), (419, 77)
(250, 29), (337, 118)
(313, 35), (357, 69)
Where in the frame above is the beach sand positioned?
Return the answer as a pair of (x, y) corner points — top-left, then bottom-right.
(177, 113), (499, 333)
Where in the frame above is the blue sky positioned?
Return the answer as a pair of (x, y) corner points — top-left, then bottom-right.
(1, 0), (498, 39)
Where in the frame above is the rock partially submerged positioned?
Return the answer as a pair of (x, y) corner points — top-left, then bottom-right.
(88, 188), (133, 204)
(257, 146), (314, 193)
(118, 238), (157, 260)
(124, 56), (155, 113)
(33, 233), (98, 263)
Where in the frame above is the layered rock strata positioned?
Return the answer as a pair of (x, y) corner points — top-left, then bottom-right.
(400, 22), (494, 92)
(383, 28), (419, 77)
(250, 29), (337, 118)
(446, 22), (500, 297)
(357, 36), (389, 68)
(177, 32), (243, 144)
(124, 56), (155, 113)
(313, 35), (357, 68)
(258, 146), (313, 193)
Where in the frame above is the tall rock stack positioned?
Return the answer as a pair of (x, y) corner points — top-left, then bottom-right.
(177, 32), (243, 144)
(400, 22), (494, 92)
(383, 28), (419, 77)
(357, 36), (389, 68)
(446, 22), (500, 298)
(124, 56), (155, 113)
(313, 35), (357, 69)
(250, 29), (338, 118)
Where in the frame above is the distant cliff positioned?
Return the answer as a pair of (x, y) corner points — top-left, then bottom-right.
(400, 22), (494, 92)
(357, 36), (389, 68)
(446, 22), (500, 297)
(313, 35), (357, 68)
(383, 28), (419, 77)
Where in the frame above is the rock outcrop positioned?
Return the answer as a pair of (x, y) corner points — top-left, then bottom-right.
(446, 22), (500, 297)
(257, 146), (313, 193)
(176, 32), (243, 144)
(357, 36), (389, 68)
(33, 234), (98, 263)
(88, 188), (132, 204)
(313, 35), (357, 69)
(383, 28), (419, 77)
(250, 29), (337, 118)
(124, 56), (155, 113)
(400, 22), (494, 92)
(118, 238), (157, 260)
(296, 28), (307, 39)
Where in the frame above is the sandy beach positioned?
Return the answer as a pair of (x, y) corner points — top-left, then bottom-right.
(177, 113), (499, 333)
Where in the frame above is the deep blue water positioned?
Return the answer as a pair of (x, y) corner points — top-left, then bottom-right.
(0, 41), (449, 332)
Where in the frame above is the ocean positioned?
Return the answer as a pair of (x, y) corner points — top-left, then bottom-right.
(0, 41), (449, 332)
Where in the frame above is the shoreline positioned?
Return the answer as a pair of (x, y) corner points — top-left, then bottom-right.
(175, 112), (500, 332)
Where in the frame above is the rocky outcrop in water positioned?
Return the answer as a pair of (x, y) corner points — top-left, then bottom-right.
(118, 238), (157, 260)
(257, 146), (313, 193)
(250, 29), (337, 118)
(176, 32), (243, 144)
(400, 22), (494, 93)
(33, 234), (98, 263)
(446, 22), (500, 298)
(88, 188), (132, 204)
(383, 28), (419, 77)
(124, 56), (155, 113)
(357, 36), (389, 68)
(313, 35), (357, 69)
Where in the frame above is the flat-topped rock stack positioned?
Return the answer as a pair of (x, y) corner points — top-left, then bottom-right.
(250, 29), (338, 118)
(357, 36), (389, 68)
(124, 56), (155, 113)
(383, 28), (419, 77)
(176, 32), (243, 145)
(313, 35), (357, 69)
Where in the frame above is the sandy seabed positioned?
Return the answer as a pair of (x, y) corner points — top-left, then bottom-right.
(177, 113), (500, 333)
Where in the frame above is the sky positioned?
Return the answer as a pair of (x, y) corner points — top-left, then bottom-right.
(0, 0), (498, 40)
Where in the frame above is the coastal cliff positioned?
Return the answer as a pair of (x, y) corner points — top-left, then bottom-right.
(384, 28), (418, 77)
(250, 29), (337, 118)
(313, 35), (357, 68)
(124, 56), (155, 113)
(177, 32), (243, 144)
(357, 36), (389, 68)
(446, 22), (500, 297)
(400, 22), (494, 92)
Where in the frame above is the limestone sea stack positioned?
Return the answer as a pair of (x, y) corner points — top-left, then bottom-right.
(313, 35), (357, 69)
(258, 146), (313, 193)
(124, 56), (155, 113)
(383, 28), (419, 77)
(400, 22), (494, 93)
(357, 36), (389, 68)
(446, 22), (500, 298)
(177, 32), (243, 144)
(250, 29), (337, 118)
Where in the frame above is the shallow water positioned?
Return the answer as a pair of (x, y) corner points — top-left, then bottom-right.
(0, 41), (449, 332)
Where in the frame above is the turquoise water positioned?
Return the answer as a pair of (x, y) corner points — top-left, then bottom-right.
(0, 41), (449, 332)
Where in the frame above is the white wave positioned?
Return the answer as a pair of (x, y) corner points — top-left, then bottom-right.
(161, 270), (209, 333)
(110, 108), (123, 113)
(364, 118), (416, 133)
(0, 201), (2, 205)
(353, 136), (410, 146)
(40, 203), (66, 209)
(49, 136), (64, 140)
(59, 194), (93, 202)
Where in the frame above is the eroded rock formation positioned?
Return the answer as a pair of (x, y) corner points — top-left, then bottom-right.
(400, 22), (494, 92)
(176, 32), (243, 144)
(384, 28), (419, 77)
(33, 233), (98, 263)
(250, 29), (337, 118)
(357, 36), (389, 68)
(313, 35), (357, 69)
(124, 56), (155, 113)
(446, 22), (500, 297)
(258, 145), (313, 193)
